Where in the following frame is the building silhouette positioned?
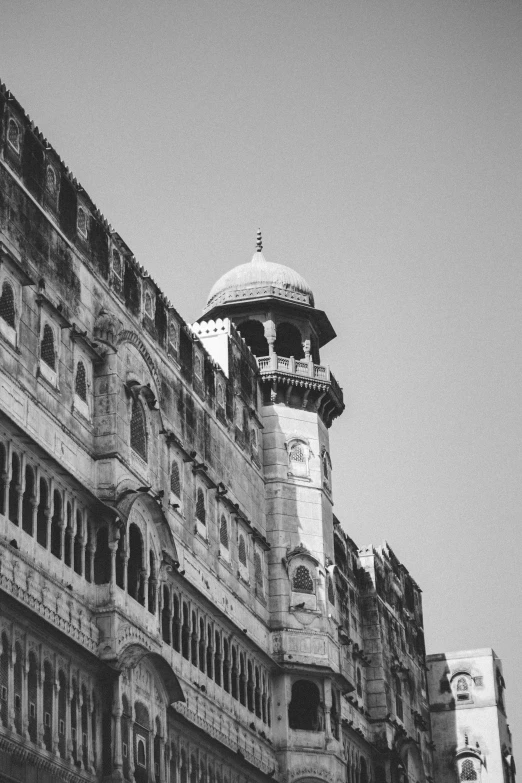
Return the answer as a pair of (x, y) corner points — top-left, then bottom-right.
(0, 81), (514, 783)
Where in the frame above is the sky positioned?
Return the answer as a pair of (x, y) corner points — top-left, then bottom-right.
(2, 0), (521, 744)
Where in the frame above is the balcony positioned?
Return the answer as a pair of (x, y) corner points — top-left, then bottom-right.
(257, 354), (344, 425)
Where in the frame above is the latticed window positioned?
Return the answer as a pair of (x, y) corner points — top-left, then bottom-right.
(293, 565), (314, 593)
(130, 399), (147, 461)
(46, 166), (56, 193)
(0, 281), (15, 328)
(290, 444), (305, 463)
(75, 361), (87, 401)
(196, 488), (206, 524)
(170, 461), (181, 497)
(238, 535), (247, 566)
(217, 384), (224, 407)
(254, 552), (263, 589)
(323, 452), (329, 479)
(220, 515), (229, 549)
(460, 759), (477, 781)
(8, 119), (20, 151)
(77, 207), (88, 237)
(194, 354), (202, 378)
(41, 324), (56, 369)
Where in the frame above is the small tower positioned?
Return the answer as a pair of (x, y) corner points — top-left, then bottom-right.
(201, 235), (348, 782)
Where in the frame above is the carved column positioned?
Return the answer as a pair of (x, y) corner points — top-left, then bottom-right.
(87, 543), (95, 583)
(109, 542), (119, 598)
(44, 507), (52, 551)
(128, 702), (136, 783)
(123, 553), (129, 593)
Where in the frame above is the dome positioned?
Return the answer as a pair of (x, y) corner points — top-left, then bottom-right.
(205, 248), (315, 312)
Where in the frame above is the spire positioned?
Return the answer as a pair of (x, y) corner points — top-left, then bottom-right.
(256, 228), (263, 253)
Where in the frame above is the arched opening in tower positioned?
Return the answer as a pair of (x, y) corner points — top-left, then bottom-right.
(236, 320), (269, 357)
(288, 680), (321, 730)
(274, 322), (304, 359)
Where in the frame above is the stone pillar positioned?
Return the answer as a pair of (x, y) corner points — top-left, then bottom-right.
(37, 662), (44, 749)
(52, 675), (59, 755)
(7, 642), (14, 731)
(112, 675), (124, 780)
(87, 543), (95, 583)
(264, 319), (276, 356)
(123, 553), (129, 593)
(109, 542), (119, 598)
(143, 571), (149, 612)
(29, 497), (37, 538)
(21, 654), (28, 740)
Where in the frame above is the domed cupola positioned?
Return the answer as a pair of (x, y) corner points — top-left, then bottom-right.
(205, 232), (315, 311)
(202, 231), (335, 361)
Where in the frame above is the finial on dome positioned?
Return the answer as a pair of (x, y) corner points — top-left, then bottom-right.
(256, 229), (262, 253)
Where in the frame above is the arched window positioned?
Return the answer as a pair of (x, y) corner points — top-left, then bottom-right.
(64, 501), (73, 566)
(22, 465), (35, 535)
(94, 527), (111, 584)
(288, 680), (321, 730)
(40, 324), (56, 370)
(50, 489), (62, 558)
(219, 515), (229, 549)
(217, 383), (225, 408)
(0, 281), (15, 328)
(274, 322), (304, 359)
(162, 586), (171, 643)
(75, 361), (87, 401)
(130, 399), (147, 461)
(37, 478), (49, 547)
(46, 166), (57, 194)
(238, 534), (247, 566)
(77, 207), (88, 237)
(9, 452), (20, 525)
(170, 460), (181, 497)
(236, 320), (269, 358)
(460, 759), (477, 781)
(196, 488), (206, 525)
(293, 565), (314, 593)
(74, 510), (83, 574)
(194, 354), (202, 378)
(7, 118), (20, 152)
(127, 523), (144, 604)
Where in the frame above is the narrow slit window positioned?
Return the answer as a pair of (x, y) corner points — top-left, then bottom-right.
(41, 324), (56, 370)
(196, 488), (206, 525)
(170, 461), (181, 497)
(219, 515), (229, 549)
(238, 535), (247, 566)
(75, 361), (87, 401)
(130, 399), (147, 461)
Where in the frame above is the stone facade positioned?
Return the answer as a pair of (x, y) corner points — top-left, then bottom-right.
(0, 80), (514, 783)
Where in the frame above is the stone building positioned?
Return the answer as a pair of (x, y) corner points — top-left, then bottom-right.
(427, 650), (515, 782)
(0, 80), (513, 783)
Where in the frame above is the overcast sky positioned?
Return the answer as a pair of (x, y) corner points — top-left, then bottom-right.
(2, 0), (521, 743)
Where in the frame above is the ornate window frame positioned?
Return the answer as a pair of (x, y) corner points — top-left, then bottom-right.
(286, 437), (312, 481)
